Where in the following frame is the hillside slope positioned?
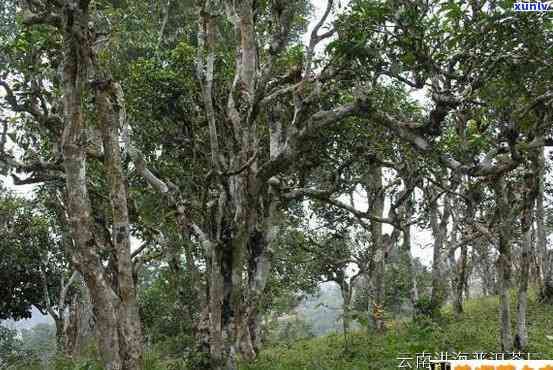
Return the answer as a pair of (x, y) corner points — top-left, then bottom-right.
(241, 293), (553, 370)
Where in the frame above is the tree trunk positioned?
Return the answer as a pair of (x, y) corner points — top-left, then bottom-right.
(366, 165), (385, 331)
(65, 285), (95, 358)
(340, 280), (353, 351)
(447, 206), (463, 317)
(515, 157), (539, 350)
(205, 177), (253, 370)
(96, 82), (144, 368)
(429, 186), (451, 318)
(207, 239), (226, 369)
(463, 249), (472, 301)
(458, 246), (468, 313)
(242, 183), (282, 358)
(476, 238), (496, 296)
(515, 209), (532, 351)
(59, 3), (143, 367)
(53, 318), (64, 353)
(536, 148), (552, 302)
(404, 224), (419, 308)
(451, 243), (467, 317)
(61, 29), (124, 370)
(397, 181), (419, 311)
(493, 176), (514, 352)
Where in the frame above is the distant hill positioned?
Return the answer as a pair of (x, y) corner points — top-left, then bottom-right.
(1, 306), (54, 332)
(294, 282), (361, 337)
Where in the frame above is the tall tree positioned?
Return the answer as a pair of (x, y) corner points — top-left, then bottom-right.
(3, 1), (146, 367)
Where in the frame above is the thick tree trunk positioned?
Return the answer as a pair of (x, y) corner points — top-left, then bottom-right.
(366, 165), (386, 331)
(397, 182), (419, 311)
(242, 184), (282, 358)
(207, 240), (227, 370)
(206, 177), (253, 370)
(223, 93), (288, 365)
(476, 239), (496, 296)
(195, 4), (257, 367)
(371, 248), (385, 331)
(404, 224), (419, 308)
(447, 210), (462, 316)
(61, 47), (124, 370)
(65, 285), (95, 358)
(429, 188), (451, 318)
(515, 212), (532, 350)
(59, 3), (143, 368)
(205, 117), (287, 370)
(515, 157), (539, 350)
(536, 148), (553, 302)
(68, 216), (122, 370)
(96, 82), (144, 368)
(451, 244), (467, 317)
(493, 176), (514, 352)
(53, 319), (64, 353)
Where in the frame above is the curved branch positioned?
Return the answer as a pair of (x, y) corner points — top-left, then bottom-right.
(282, 187), (402, 229)
(305, 0), (335, 77)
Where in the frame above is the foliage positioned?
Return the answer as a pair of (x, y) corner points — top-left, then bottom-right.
(20, 323), (57, 365)
(353, 256), (432, 318)
(0, 325), (25, 367)
(0, 190), (65, 320)
(413, 295), (441, 322)
(138, 265), (197, 358)
(0, 323), (57, 369)
(267, 315), (315, 347)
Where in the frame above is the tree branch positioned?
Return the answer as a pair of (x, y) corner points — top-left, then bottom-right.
(282, 187), (402, 229)
(40, 267), (59, 321)
(305, 0), (335, 77)
(257, 100), (361, 182)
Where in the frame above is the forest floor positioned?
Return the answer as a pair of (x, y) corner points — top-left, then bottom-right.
(9, 291), (553, 369)
(241, 291), (553, 370)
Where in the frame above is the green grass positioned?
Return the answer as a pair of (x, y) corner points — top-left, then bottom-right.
(240, 292), (553, 370)
(7, 292), (553, 369)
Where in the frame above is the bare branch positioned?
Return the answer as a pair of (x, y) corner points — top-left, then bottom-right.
(368, 108), (521, 177)
(131, 242), (151, 260)
(260, 82), (302, 107)
(58, 271), (78, 310)
(305, 0), (335, 77)
(224, 151), (257, 176)
(282, 187), (402, 229)
(155, 0), (172, 52)
(128, 145), (169, 194)
(11, 172), (64, 185)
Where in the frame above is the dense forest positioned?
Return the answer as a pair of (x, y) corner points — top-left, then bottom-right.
(0, 0), (552, 369)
